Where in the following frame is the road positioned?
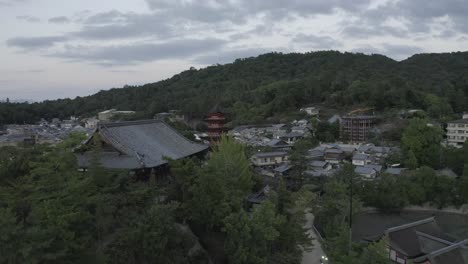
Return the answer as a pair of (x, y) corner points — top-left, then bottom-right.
(301, 212), (326, 264)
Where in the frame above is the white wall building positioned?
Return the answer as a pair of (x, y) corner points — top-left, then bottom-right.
(251, 152), (289, 167)
(446, 114), (468, 148)
(300, 107), (319, 116)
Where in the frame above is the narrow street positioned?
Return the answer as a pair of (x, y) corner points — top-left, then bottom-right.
(302, 212), (326, 264)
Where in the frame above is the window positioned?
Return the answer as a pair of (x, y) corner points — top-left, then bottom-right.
(396, 257), (406, 264)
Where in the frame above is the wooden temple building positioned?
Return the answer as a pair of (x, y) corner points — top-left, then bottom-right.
(204, 111), (226, 141)
(76, 119), (208, 179)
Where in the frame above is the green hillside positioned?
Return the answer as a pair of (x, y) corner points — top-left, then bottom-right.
(1, 50), (468, 125)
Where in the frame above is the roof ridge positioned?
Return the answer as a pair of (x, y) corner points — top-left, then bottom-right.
(100, 119), (162, 128)
(386, 217), (435, 233)
(415, 231), (454, 245)
(426, 239), (468, 258)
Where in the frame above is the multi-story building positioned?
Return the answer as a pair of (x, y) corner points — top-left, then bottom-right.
(446, 114), (468, 148)
(205, 111), (226, 141)
(250, 152), (289, 167)
(340, 115), (375, 143)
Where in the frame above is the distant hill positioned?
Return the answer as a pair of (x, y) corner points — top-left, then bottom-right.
(1, 50), (468, 125)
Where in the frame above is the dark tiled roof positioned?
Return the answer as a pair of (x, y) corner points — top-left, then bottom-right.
(342, 115), (376, 120)
(365, 164), (383, 172)
(428, 239), (468, 264)
(281, 132), (304, 138)
(353, 153), (368, 161)
(246, 185), (270, 204)
(448, 119), (468, 124)
(274, 164), (292, 173)
(310, 160), (328, 168)
(307, 149), (325, 157)
(386, 217), (456, 258)
(253, 151), (288, 158)
(325, 148), (343, 154)
(76, 120), (208, 169)
(267, 139), (289, 147)
(355, 166), (375, 175)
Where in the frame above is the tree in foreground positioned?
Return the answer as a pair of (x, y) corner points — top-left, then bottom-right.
(189, 135), (253, 230)
(401, 118), (443, 168)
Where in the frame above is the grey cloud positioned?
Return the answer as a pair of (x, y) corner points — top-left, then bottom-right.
(352, 43), (423, 61)
(65, 0), (374, 42)
(229, 25), (276, 40)
(293, 34), (342, 49)
(341, 24), (408, 39)
(145, 0), (371, 24)
(72, 11), (173, 40)
(338, 0), (468, 43)
(16, 15), (40, 22)
(6, 36), (68, 50)
(48, 16), (70, 24)
(53, 38), (227, 65)
(381, 44), (423, 60)
(110, 70), (139, 73)
(83, 10), (128, 24)
(393, 0), (468, 20)
(7, 69), (45, 73)
(0, 0), (27, 7)
(435, 30), (457, 38)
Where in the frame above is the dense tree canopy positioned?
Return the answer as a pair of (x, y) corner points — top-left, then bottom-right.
(401, 118), (443, 168)
(1, 51), (468, 125)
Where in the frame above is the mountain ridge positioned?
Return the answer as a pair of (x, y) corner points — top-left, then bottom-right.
(1, 50), (468, 125)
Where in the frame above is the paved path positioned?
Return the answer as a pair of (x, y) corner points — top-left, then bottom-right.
(302, 212), (326, 264)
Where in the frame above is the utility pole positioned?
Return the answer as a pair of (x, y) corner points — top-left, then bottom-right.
(348, 168), (353, 255)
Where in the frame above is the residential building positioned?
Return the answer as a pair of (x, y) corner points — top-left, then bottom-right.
(84, 117), (99, 129)
(274, 164), (292, 177)
(251, 151), (289, 167)
(267, 139), (291, 151)
(246, 185), (270, 205)
(365, 164), (383, 174)
(306, 148), (325, 160)
(304, 161), (336, 177)
(98, 109), (136, 121)
(355, 166), (377, 179)
(341, 115), (375, 142)
(324, 148), (344, 164)
(61, 119), (77, 129)
(300, 106), (319, 116)
(352, 153), (372, 166)
(328, 114), (342, 124)
(280, 132), (304, 145)
(76, 120), (208, 173)
(446, 114), (468, 148)
(309, 160), (331, 171)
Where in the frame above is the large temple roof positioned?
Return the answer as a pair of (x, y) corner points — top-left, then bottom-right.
(76, 120), (208, 170)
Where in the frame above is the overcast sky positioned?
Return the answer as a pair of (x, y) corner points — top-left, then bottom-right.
(1, 0), (468, 101)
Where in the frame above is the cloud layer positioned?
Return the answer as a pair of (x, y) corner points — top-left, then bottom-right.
(5, 0), (468, 65)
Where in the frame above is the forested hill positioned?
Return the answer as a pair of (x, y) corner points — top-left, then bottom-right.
(1, 50), (468, 125)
